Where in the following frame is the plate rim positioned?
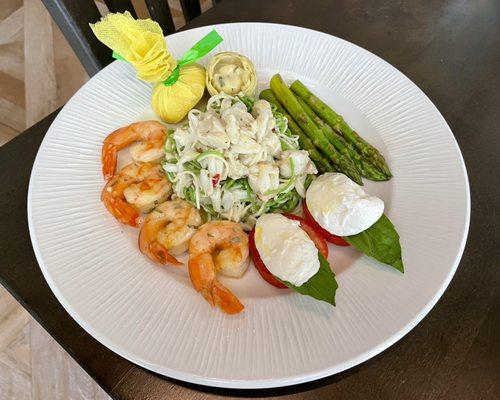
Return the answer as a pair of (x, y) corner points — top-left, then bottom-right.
(27, 22), (471, 389)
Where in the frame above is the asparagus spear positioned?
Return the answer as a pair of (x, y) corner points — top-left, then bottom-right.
(290, 80), (392, 177)
(260, 89), (333, 174)
(293, 93), (388, 181)
(269, 74), (362, 184)
(294, 94), (350, 153)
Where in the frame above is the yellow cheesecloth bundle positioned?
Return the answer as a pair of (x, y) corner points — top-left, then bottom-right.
(90, 12), (222, 123)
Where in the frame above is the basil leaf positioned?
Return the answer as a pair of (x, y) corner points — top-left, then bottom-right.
(343, 214), (404, 273)
(278, 252), (338, 306)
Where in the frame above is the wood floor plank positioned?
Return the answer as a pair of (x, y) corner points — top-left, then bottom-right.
(0, 359), (31, 400)
(30, 319), (70, 400)
(0, 122), (19, 146)
(0, 284), (17, 316)
(0, 0), (22, 21)
(67, 358), (101, 400)
(0, 98), (25, 131)
(0, 70), (25, 107)
(24, 0), (57, 127)
(0, 6), (23, 46)
(93, 383), (112, 400)
(0, 286), (30, 352)
(30, 320), (111, 400)
(0, 320), (31, 376)
(0, 41), (24, 80)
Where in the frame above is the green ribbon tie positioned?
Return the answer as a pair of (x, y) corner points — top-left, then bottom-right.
(112, 51), (125, 61)
(112, 29), (223, 86)
(163, 29), (223, 86)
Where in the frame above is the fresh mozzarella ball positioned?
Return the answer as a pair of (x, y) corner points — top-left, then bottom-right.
(255, 214), (320, 286)
(306, 173), (384, 236)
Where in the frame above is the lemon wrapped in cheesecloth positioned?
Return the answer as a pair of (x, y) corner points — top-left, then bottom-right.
(90, 12), (222, 123)
(206, 52), (257, 97)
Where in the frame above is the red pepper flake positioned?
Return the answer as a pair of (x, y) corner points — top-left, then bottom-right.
(272, 128), (276, 133)
(211, 174), (220, 187)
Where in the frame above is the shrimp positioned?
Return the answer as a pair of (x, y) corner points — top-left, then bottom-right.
(101, 162), (172, 227)
(102, 121), (166, 180)
(139, 199), (202, 265)
(188, 221), (249, 314)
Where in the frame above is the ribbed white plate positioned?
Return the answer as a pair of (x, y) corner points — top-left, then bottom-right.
(27, 23), (470, 388)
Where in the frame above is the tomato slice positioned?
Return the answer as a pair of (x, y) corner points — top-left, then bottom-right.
(282, 213), (329, 259)
(302, 201), (350, 246)
(249, 229), (287, 288)
(249, 213), (330, 288)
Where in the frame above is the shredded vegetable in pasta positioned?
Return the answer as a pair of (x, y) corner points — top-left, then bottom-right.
(162, 93), (317, 229)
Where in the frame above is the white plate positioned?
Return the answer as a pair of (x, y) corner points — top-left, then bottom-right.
(27, 23), (470, 389)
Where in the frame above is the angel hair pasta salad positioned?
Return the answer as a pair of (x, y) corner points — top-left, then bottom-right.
(162, 93), (317, 229)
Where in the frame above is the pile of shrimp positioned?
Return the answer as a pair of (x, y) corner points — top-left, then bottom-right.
(100, 121), (249, 314)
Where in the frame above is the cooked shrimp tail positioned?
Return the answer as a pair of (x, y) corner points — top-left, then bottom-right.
(101, 127), (124, 180)
(101, 175), (139, 226)
(188, 221), (249, 314)
(140, 238), (182, 266)
(188, 253), (244, 314)
(189, 253), (215, 304)
(102, 146), (118, 181)
(212, 280), (244, 315)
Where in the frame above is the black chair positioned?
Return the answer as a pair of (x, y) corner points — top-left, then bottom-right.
(42, 0), (211, 77)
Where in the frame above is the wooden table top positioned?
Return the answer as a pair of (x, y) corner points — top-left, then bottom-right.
(0, 0), (498, 398)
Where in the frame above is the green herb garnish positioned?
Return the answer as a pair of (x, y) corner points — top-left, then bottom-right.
(278, 252), (338, 306)
(343, 214), (404, 272)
